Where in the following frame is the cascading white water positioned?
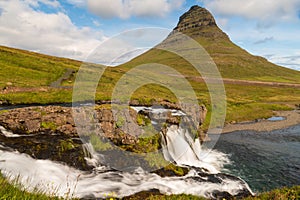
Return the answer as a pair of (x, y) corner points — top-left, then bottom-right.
(161, 125), (231, 174)
(0, 126), (253, 199)
(0, 126), (22, 137)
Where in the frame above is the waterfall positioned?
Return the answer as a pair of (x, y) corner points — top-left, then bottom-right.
(0, 126), (22, 137)
(161, 125), (230, 174)
(0, 126), (253, 199)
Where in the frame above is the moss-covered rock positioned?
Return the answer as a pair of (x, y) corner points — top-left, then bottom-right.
(0, 132), (90, 170)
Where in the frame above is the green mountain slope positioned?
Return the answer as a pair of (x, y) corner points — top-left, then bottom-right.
(120, 5), (300, 84)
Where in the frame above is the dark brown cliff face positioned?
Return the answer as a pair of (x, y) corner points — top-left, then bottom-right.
(172, 5), (229, 40)
(174, 5), (217, 30)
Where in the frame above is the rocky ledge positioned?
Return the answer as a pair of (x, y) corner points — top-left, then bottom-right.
(0, 104), (207, 172)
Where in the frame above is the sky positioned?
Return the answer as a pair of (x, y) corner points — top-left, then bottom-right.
(0, 0), (299, 70)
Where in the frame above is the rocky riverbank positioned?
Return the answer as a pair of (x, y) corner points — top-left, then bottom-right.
(222, 110), (300, 134)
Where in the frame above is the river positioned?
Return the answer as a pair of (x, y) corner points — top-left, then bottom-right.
(209, 124), (300, 193)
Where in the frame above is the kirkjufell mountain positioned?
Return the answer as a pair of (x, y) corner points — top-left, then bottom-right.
(123, 5), (300, 83)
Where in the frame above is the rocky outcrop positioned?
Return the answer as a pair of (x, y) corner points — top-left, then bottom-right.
(0, 104), (207, 170)
(0, 106), (75, 135)
(0, 106), (138, 170)
(172, 5), (229, 39)
(175, 5), (216, 30)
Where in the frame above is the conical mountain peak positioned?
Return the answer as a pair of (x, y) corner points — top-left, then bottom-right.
(129, 5), (300, 84)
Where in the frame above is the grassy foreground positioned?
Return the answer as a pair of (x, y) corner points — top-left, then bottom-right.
(145, 185), (300, 200)
(0, 174), (64, 200)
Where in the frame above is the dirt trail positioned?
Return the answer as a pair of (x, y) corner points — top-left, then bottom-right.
(2, 74), (300, 95)
(190, 76), (300, 88)
(1, 69), (75, 94)
(0, 87), (51, 94)
(50, 68), (75, 88)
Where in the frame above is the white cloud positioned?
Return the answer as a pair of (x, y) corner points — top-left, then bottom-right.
(0, 0), (104, 61)
(85, 28), (170, 65)
(202, 0), (300, 25)
(267, 54), (300, 71)
(87, 0), (186, 19)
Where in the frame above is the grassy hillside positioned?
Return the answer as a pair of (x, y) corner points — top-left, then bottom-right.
(0, 43), (300, 124)
(0, 45), (82, 104)
(185, 26), (300, 83)
(0, 45), (81, 88)
(117, 37), (300, 84)
(118, 8), (300, 84)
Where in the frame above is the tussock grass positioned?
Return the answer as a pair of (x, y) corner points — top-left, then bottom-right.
(0, 45), (81, 88)
(0, 174), (64, 200)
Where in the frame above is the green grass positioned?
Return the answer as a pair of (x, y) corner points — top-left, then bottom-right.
(0, 89), (73, 105)
(144, 194), (207, 200)
(1, 44), (300, 127)
(244, 185), (300, 200)
(41, 121), (57, 131)
(90, 133), (114, 151)
(0, 174), (65, 200)
(117, 27), (300, 84)
(0, 45), (81, 88)
(59, 139), (76, 152)
(127, 185), (300, 200)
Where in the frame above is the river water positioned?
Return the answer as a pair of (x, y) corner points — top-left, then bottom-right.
(209, 124), (300, 193)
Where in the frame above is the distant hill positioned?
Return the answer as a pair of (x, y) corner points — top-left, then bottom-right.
(120, 5), (300, 84)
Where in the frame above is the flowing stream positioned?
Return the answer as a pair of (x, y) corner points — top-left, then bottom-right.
(209, 124), (300, 193)
(0, 124), (252, 199)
